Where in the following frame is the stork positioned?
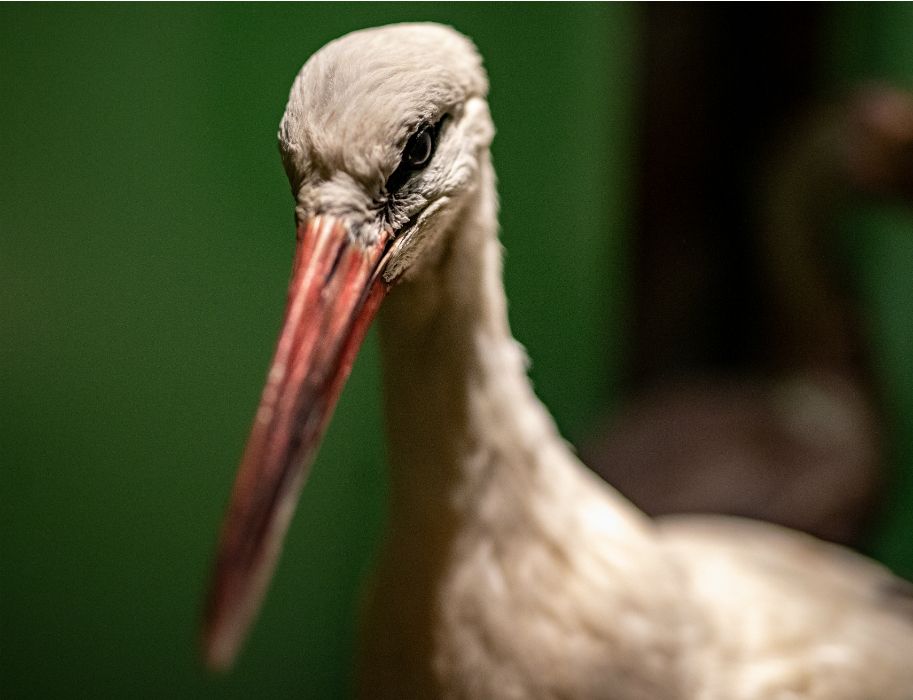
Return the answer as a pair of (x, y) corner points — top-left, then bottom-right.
(583, 86), (913, 545)
(202, 24), (913, 699)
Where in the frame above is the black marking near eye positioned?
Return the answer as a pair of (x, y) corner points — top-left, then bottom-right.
(385, 117), (447, 194)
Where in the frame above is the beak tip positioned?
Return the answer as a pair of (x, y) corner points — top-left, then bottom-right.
(200, 616), (240, 674)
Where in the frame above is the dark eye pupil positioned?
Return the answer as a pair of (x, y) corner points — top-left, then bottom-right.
(405, 128), (433, 168)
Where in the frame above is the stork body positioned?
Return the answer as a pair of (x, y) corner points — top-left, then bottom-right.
(203, 24), (913, 699)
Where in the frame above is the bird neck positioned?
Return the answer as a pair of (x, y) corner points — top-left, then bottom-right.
(364, 157), (679, 699)
(759, 113), (867, 375)
(377, 154), (575, 535)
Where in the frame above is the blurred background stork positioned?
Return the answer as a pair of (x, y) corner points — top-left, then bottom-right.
(2, 4), (912, 698)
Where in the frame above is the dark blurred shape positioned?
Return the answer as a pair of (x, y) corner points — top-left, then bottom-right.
(583, 4), (913, 546)
(845, 85), (913, 200)
(628, 5), (824, 380)
(585, 371), (881, 544)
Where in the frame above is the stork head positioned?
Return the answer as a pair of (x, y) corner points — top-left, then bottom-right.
(201, 23), (491, 671)
(280, 22), (493, 280)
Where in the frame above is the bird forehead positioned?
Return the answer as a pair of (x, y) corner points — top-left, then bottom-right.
(279, 23), (487, 183)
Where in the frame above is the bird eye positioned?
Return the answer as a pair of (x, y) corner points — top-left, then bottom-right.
(385, 119), (444, 193)
(404, 127), (433, 169)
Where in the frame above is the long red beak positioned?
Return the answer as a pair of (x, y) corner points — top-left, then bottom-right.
(201, 216), (393, 671)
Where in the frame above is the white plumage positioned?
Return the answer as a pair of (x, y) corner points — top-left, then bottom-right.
(203, 23), (913, 699)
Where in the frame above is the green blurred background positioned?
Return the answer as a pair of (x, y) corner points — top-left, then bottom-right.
(1, 4), (910, 699)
